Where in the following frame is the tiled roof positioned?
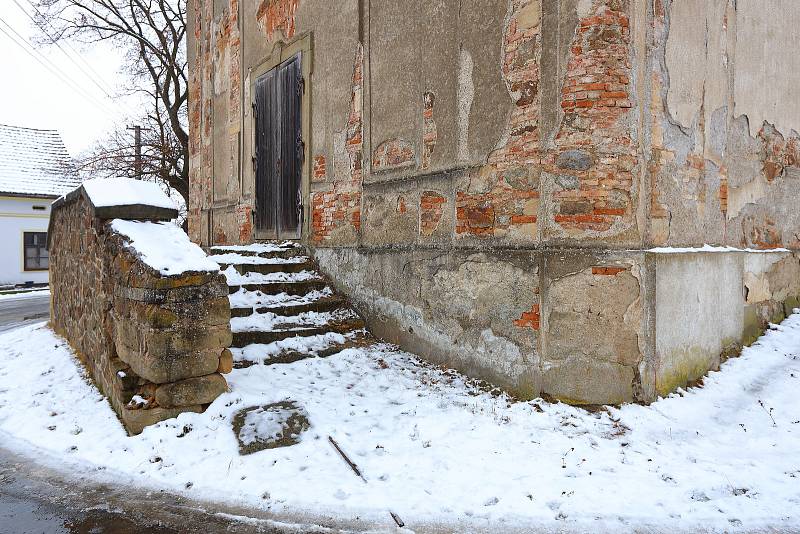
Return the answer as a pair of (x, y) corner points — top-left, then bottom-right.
(0, 124), (80, 197)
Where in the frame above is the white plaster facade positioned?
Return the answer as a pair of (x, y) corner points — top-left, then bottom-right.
(0, 196), (53, 285)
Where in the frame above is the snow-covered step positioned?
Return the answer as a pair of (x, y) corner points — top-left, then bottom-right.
(221, 266), (322, 286)
(230, 316), (366, 347)
(229, 286), (334, 309)
(230, 329), (372, 367)
(228, 279), (330, 297)
(230, 295), (347, 318)
(217, 258), (313, 275)
(231, 308), (360, 333)
(209, 242), (304, 259)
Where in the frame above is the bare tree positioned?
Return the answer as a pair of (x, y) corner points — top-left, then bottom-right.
(34, 0), (188, 204)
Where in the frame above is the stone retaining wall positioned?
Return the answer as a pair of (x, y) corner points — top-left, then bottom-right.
(49, 185), (231, 434)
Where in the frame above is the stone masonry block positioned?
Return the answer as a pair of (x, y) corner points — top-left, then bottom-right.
(155, 373), (228, 408)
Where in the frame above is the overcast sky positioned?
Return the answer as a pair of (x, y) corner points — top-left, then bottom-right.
(0, 2), (136, 157)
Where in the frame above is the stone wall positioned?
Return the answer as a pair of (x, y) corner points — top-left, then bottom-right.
(49, 189), (232, 434)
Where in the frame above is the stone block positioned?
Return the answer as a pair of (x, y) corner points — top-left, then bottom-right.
(155, 373), (228, 408)
(556, 149), (593, 171)
(115, 342), (222, 384)
(542, 356), (634, 405)
(218, 348), (233, 374)
(122, 405), (203, 435)
(145, 324), (232, 357)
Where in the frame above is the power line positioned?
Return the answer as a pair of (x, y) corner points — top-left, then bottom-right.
(14, 0), (118, 100)
(0, 15), (118, 117)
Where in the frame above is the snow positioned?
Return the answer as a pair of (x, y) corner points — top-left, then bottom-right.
(110, 219), (219, 275)
(228, 287), (333, 310)
(0, 124), (79, 197)
(222, 266), (321, 286)
(238, 406), (297, 446)
(230, 331), (352, 364)
(209, 252), (309, 265)
(230, 309), (358, 333)
(0, 288), (50, 301)
(1, 316), (799, 531)
(648, 244), (791, 254)
(210, 242), (300, 254)
(81, 177), (176, 210)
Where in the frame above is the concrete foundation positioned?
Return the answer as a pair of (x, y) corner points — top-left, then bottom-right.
(314, 246), (799, 403)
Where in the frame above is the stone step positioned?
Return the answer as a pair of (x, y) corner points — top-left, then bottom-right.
(230, 295), (347, 318)
(234, 331), (373, 368)
(231, 317), (366, 348)
(210, 246), (304, 260)
(228, 279), (329, 296)
(219, 259), (313, 275)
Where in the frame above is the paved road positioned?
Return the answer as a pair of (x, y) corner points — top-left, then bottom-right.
(0, 293), (50, 333)
(0, 445), (332, 534)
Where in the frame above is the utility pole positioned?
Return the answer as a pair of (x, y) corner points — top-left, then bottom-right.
(126, 125), (147, 179)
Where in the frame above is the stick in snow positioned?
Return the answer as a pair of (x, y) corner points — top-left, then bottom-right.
(327, 436), (405, 528)
(328, 435), (367, 483)
(389, 511), (405, 528)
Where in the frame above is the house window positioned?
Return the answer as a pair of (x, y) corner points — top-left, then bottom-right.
(23, 232), (48, 271)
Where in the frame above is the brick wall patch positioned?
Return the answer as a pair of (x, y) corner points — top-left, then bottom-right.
(372, 138), (415, 171)
(422, 91), (437, 170)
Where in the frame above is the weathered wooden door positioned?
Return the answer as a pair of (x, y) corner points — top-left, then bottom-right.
(254, 54), (303, 240)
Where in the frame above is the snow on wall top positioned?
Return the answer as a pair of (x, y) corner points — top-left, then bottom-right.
(0, 124), (80, 197)
(81, 178), (176, 210)
(110, 219), (219, 275)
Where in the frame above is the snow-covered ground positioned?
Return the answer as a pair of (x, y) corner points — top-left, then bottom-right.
(0, 316), (799, 532)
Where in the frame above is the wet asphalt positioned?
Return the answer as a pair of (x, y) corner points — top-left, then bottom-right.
(0, 293), (50, 333)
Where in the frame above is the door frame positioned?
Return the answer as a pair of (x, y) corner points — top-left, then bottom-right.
(248, 33), (313, 242)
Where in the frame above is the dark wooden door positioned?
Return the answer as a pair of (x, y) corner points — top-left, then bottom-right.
(254, 54), (303, 239)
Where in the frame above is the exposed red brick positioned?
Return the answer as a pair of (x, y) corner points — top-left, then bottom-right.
(422, 91), (437, 170)
(591, 266), (627, 275)
(372, 138), (415, 170)
(311, 44), (364, 243)
(420, 191), (446, 236)
(256, 0), (300, 41)
(514, 304), (540, 330)
(313, 154), (326, 182)
(236, 205), (253, 243)
(455, 0), (542, 239)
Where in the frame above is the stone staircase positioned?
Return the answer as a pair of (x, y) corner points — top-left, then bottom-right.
(208, 242), (371, 368)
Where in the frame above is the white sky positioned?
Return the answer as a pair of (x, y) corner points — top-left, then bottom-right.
(0, 2), (137, 157)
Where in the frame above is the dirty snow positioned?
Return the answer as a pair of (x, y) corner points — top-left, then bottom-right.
(81, 177), (175, 210)
(0, 316), (799, 531)
(110, 219), (219, 275)
(222, 266), (321, 286)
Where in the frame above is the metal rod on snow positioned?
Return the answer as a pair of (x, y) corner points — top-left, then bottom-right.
(327, 435), (405, 528)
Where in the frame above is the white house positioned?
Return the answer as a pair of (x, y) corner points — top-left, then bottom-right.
(0, 124), (80, 286)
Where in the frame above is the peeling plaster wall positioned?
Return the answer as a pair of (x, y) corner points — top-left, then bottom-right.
(651, 0), (800, 249)
(187, 0), (800, 404)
